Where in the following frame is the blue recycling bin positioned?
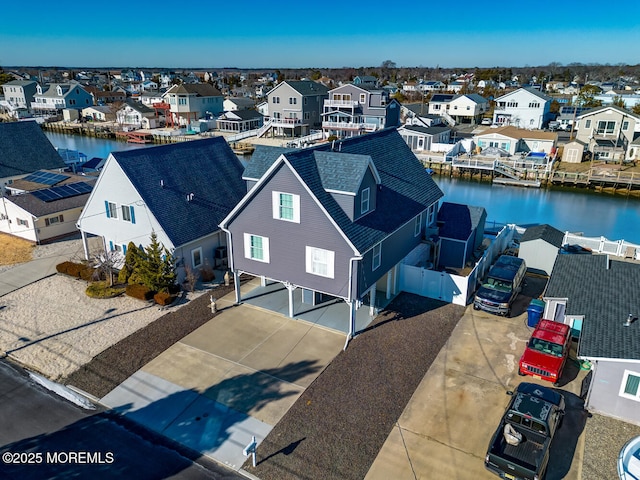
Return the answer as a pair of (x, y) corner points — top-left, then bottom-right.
(527, 299), (545, 328)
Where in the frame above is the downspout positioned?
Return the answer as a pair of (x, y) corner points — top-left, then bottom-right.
(220, 225), (238, 303)
(344, 254), (363, 350)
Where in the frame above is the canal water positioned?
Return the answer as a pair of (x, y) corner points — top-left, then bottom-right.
(44, 131), (640, 244)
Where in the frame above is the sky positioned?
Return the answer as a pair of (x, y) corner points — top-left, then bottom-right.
(2, 1), (640, 70)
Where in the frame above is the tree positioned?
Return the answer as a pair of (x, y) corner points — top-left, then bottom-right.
(632, 104), (640, 116)
(575, 85), (603, 107)
(612, 96), (626, 108)
(92, 250), (121, 287)
(118, 242), (144, 284)
(135, 232), (176, 293)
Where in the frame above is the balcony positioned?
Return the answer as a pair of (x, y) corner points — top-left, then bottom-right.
(322, 121), (378, 131)
(324, 99), (359, 108)
(271, 118), (305, 127)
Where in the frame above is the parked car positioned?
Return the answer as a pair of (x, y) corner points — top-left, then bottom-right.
(474, 255), (527, 316)
(481, 117), (493, 125)
(518, 319), (572, 385)
(485, 382), (565, 480)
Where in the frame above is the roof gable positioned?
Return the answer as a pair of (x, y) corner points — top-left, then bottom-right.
(314, 151), (380, 194)
(113, 137), (245, 247)
(0, 122), (66, 177)
(520, 224), (564, 247)
(437, 202), (485, 240)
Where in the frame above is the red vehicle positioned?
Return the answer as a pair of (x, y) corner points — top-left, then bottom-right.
(518, 319), (571, 385)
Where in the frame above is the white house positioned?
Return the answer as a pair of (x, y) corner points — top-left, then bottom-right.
(116, 101), (158, 129)
(492, 87), (553, 129)
(77, 137), (247, 278)
(473, 126), (557, 156)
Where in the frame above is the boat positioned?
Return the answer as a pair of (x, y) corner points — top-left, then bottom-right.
(618, 435), (640, 479)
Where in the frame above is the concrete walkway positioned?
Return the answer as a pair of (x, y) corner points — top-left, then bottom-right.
(101, 286), (347, 473)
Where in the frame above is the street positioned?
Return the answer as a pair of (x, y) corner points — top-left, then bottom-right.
(0, 360), (242, 480)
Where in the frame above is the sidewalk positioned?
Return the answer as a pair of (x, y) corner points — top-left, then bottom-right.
(100, 284), (346, 473)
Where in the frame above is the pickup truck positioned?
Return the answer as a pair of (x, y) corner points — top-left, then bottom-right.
(474, 256), (527, 316)
(518, 320), (571, 385)
(485, 382), (565, 480)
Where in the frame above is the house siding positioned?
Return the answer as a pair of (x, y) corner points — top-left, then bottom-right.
(519, 239), (558, 276)
(357, 214), (424, 297)
(331, 193), (355, 221)
(587, 360), (640, 425)
(439, 238), (468, 269)
(355, 170), (378, 220)
(229, 163), (354, 298)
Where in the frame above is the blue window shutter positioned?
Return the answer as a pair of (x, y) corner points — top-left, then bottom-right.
(105, 201), (110, 218)
(109, 241), (114, 251)
(130, 206), (136, 224)
(123, 244), (127, 254)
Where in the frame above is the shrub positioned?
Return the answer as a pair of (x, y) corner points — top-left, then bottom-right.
(200, 259), (215, 282)
(86, 281), (126, 299)
(125, 283), (155, 301)
(153, 291), (176, 306)
(56, 261), (74, 275)
(56, 261), (93, 279)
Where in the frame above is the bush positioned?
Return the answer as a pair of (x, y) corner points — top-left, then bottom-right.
(125, 283), (155, 301)
(153, 291), (176, 306)
(86, 281), (126, 299)
(200, 260), (215, 282)
(56, 261), (95, 280)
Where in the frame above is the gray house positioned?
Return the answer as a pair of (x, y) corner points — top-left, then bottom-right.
(1, 80), (38, 117)
(220, 129), (444, 339)
(0, 121), (66, 193)
(544, 254), (640, 425)
(436, 202), (486, 269)
(518, 224), (565, 276)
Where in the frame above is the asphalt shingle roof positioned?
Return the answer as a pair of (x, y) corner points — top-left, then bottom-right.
(437, 202), (485, 241)
(520, 224), (564, 247)
(243, 145), (295, 181)
(112, 136), (246, 248)
(314, 151), (372, 194)
(283, 129), (444, 252)
(545, 254), (640, 360)
(281, 80), (329, 96)
(0, 122), (66, 177)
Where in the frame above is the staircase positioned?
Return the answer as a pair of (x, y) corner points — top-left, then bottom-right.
(256, 119), (273, 138)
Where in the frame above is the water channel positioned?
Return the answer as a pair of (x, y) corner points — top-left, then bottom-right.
(44, 131), (640, 244)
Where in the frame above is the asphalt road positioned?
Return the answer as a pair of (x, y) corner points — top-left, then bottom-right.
(0, 360), (242, 480)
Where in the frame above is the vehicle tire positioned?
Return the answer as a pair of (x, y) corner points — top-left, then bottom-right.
(518, 369), (525, 376)
(473, 304), (480, 310)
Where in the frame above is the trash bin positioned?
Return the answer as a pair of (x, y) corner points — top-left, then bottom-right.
(527, 299), (545, 328)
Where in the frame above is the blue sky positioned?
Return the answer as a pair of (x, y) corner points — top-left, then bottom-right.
(2, 1), (639, 69)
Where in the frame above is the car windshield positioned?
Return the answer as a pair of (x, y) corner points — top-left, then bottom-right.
(485, 277), (512, 290)
(529, 338), (563, 357)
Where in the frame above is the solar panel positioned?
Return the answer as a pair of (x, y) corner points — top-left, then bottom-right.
(22, 171), (69, 185)
(31, 182), (94, 203)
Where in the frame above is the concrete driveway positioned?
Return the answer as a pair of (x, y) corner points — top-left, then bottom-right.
(366, 283), (588, 480)
(100, 285), (346, 472)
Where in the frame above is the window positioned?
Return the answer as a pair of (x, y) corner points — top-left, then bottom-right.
(507, 101), (518, 108)
(105, 201), (118, 219)
(289, 97), (297, 104)
(45, 214), (64, 226)
(414, 213), (422, 237)
(121, 205), (136, 223)
(529, 102), (540, 108)
(17, 218), (29, 227)
(191, 247), (203, 268)
(359, 94), (366, 103)
(585, 119), (591, 129)
(372, 243), (381, 270)
(178, 98), (186, 105)
(304, 112), (310, 120)
(244, 233), (270, 262)
(623, 121), (630, 130)
(272, 96), (280, 104)
(620, 370), (640, 401)
(361, 187), (370, 215)
(596, 120), (616, 134)
(305, 246), (334, 278)
(272, 192), (300, 222)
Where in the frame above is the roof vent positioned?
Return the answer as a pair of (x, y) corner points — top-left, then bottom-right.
(624, 314), (634, 327)
(186, 193), (194, 202)
(160, 179), (164, 188)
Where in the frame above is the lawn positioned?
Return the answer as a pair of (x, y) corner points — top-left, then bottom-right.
(0, 233), (35, 266)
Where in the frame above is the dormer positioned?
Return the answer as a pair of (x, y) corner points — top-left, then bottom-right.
(36, 84), (43, 94)
(315, 151), (381, 222)
(56, 85), (63, 96)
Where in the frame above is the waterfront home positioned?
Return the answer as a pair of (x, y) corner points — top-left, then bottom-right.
(82, 105), (115, 122)
(400, 103), (444, 128)
(77, 137), (246, 279)
(397, 125), (451, 152)
(492, 87), (553, 129)
(31, 81), (93, 116)
(263, 80), (329, 138)
(573, 105), (640, 163)
(321, 83), (400, 139)
(223, 97), (255, 112)
(116, 101), (158, 130)
(1, 80), (37, 117)
(162, 83), (223, 128)
(447, 94), (490, 125)
(0, 122), (66, 193)
(220, 128), (443, 338)
(0, 180), (94, 244)
(216, 110), (263, 133)
(543, 254), (640, 426)
(473, 126), (557, 156)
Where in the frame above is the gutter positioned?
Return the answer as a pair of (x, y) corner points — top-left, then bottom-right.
(344, 254), (363, 350)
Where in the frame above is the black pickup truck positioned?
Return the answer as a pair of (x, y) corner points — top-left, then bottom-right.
(484, 382), (565, 480)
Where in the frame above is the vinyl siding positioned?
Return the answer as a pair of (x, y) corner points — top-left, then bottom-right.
(587, 360), (640, 425)
(229, 163), (354, 298)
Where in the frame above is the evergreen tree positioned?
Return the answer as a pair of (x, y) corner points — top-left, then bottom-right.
(135, 232), (177, 293)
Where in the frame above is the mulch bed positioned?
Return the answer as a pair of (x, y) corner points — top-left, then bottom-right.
(243, 292), (466, 480)
(63, 283), (237, 399)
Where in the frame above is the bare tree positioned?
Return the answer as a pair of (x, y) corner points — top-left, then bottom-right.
(92, 249), (122, 286)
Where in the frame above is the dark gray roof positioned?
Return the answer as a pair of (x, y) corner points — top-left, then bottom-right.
(315, 151), (373, 194)
(545, 254), (640, 360)
(248, 128), (444, 252)
(124, 100), (154, 114)
(437, 202), (485, 241)
(243, 145), (295, 181)
(9, 188), (93, 217)
(520, 224), (564, 247)
(401, 125), (450, 135)
(112, 137), (246, 247)
(220, 109), (262, 121)
(282, 80), (329, 96)
(0, 122), (66, 177)
(458, 93), (488, 104)
(430, 94), (455, 103)
(403, 104), (435, 116)
(165, 83), (222, 97)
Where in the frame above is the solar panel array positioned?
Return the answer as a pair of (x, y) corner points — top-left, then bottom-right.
(31, 182), (93, 203)
(22, 171), (69, 185)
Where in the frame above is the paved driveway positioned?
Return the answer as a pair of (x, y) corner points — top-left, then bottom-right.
(366, 292), (588, 480)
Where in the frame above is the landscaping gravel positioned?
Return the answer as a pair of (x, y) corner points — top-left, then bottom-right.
(242, 293), (466, 480)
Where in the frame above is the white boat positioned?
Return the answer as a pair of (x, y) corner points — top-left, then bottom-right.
(618, 436), (640, 480)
